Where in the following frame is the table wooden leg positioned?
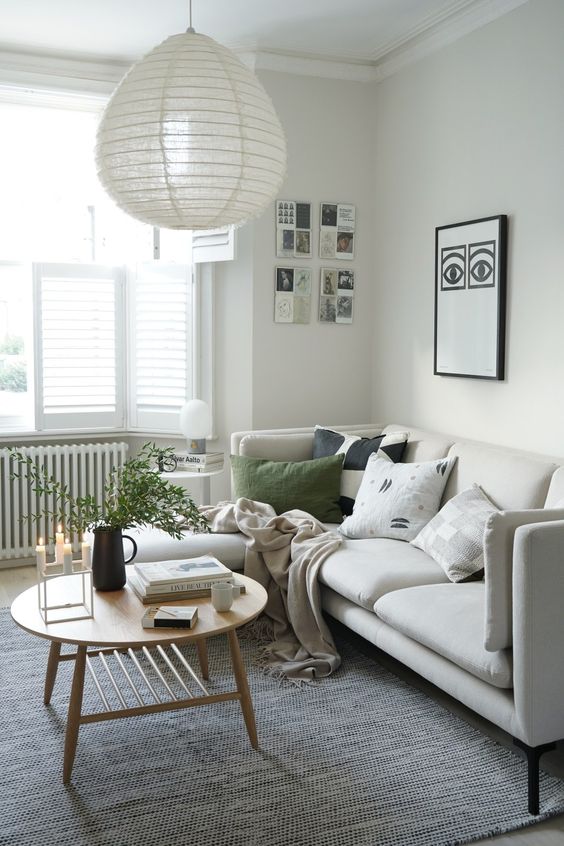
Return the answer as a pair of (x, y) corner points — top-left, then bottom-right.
(196, 639), (209, 680)
(63, 644), (87, 784)
(227, 629), (258, 749)
(44, 641), (62, 705)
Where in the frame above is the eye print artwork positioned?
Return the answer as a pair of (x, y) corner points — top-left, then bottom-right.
(441, 245), (466, 290)
(468, 240), (496, 288)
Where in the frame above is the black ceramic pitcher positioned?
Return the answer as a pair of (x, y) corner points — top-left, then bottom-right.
(91, 528), (137, 591)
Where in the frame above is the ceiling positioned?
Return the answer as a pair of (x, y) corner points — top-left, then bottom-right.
(0, 0), (526, 72)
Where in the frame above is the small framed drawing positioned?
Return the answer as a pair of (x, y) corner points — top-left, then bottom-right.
(276, 200), (312, 258)
(319, 268), (354, 323)
(274, 267), (311, 324)
(434, 215), (507, 380)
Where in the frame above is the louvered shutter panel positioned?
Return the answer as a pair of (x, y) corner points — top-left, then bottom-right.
(129, 263), (193, 431)
(191, 226), (235, 264)
(33, 263), (124, 430)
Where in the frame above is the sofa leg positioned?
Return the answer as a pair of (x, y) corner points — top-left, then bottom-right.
(513, 739), (556, 815)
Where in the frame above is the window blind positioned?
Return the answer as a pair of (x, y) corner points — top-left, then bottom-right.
(129, 263), (193, 431)
(33, 263), (124, 430)
(191, 227), (235, 264)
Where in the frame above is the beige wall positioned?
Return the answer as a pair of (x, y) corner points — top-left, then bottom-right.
(371, 0), (564, 455)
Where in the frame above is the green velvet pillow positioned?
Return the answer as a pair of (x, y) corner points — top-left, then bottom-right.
(230, 453), (344, 523)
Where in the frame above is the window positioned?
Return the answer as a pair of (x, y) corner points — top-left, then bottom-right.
(128, 263), (193, 432)
(0, 260), (201, 434)
(34, 263), (125, 430)
(0, 263), (34, 431)
(0, 97), (226, 436)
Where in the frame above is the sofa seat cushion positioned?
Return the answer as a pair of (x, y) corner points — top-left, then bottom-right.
(131, 527), (247, 571)
(375, 583), (513, 689)
(318, 537), (449, 611)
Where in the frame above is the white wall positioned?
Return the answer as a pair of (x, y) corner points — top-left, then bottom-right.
(371, 0), (564, 456)
(251, 70), (375, 430)
(209, 69), (376, 498)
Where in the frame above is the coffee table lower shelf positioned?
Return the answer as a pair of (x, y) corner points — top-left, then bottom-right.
(51, 630), (258, 783)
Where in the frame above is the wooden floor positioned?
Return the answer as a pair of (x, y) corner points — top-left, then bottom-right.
(2, 565), (564, 844)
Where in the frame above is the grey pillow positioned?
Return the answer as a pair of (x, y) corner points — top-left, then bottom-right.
(411, 485), (498, 582)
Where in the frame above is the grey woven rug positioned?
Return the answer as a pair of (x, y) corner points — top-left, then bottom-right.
(1, 610), (564, 846)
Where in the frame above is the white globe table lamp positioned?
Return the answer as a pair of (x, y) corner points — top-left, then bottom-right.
(180, 399), (211, 454)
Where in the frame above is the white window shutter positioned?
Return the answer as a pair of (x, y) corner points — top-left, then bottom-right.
(128, 263), (193, 431)
(191, 226), (235, 264)
(33, 263), (125, 430)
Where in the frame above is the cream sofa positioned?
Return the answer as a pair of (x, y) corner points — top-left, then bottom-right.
(135, 422), (564, 815)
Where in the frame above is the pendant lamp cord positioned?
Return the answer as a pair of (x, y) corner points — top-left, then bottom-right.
(187, 0), (195, 33)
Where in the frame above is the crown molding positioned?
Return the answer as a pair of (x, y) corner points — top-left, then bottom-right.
(372, 0), (529, 80)
(0, 48), (127, 97)
(246, 50), (378, 83)
(0, 0), (529, 95)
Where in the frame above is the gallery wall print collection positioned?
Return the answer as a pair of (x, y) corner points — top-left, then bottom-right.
(434, 214), (507, 380)
(274, 200), (357, 324)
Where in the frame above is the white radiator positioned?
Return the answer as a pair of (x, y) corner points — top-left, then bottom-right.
(0, 442), (128, 562)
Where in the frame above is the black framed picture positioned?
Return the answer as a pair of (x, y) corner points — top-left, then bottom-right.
(434, 214), (507, 380)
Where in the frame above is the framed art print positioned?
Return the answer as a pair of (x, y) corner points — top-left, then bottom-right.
(276, 199), (312, 258)
(434, 214), (507, 380)
(274, 267), (311, 324)
(318, 268), (354, 323)
(319, 202), (355, 261)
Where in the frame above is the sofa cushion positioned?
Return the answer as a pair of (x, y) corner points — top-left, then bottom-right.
(442, 442), (557, 510)
(411, 485), (498, 582)
(544, 466), (564, 507)
(483, 507), (564, 651)
(375, 583), (513, 689)
(318, 537), (449, 611)
(312, 427), (407, 515)
(340, 455), (456, 541)
(230, 453), (344, 522)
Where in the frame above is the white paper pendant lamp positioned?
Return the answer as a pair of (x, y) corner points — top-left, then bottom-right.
(95, 30), (287, 230)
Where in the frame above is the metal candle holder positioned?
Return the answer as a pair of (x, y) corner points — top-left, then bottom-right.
(37, 557), (94, 624)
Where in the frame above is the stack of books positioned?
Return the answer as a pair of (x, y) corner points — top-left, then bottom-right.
(173, 451), (224, 473)
(128, 554), (244, 604)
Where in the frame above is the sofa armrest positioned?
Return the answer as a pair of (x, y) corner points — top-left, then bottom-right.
(513, 519), (564, 746)
(484, 508), (564, 652)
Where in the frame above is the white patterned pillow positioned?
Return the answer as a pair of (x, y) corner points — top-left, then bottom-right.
(340, 455), (456, 541)
(411, 485), (498, 582)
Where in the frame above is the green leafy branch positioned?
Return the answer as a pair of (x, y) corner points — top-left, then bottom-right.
(9, 442), (210, 541)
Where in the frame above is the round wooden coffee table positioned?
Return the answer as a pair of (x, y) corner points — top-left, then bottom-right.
(11, 569), (267, 783)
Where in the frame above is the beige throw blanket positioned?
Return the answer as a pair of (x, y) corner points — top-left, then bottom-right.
(198, 498), (342, 680)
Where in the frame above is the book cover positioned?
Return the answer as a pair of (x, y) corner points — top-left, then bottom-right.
(174, 452), (223, 467)
(129, 572), (246, 604)
(134, 555), (231, 586)
(140, 576), (232, 595)
(142, 606), (198, 629)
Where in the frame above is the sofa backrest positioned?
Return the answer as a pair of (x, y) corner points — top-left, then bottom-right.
(381, 424), (454, 463)
(442, 442), (557, 510)
(231, 425), (383, 462)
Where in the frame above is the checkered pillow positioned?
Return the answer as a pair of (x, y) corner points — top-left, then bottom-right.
(411, 485), (498, 582)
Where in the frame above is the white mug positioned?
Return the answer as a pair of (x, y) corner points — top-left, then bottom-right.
(211, 582), (234, 612)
